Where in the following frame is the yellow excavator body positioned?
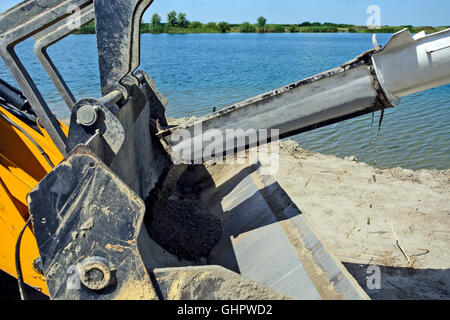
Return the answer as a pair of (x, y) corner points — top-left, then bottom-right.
(0, 105), (67, 296)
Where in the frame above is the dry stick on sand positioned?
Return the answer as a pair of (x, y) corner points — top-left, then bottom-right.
(304, 175), (312, 187)
(390, 222), (414, 267)
(410, 248), (430, 260)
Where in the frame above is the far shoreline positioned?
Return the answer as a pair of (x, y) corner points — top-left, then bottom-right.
(74, 22), (449, 35)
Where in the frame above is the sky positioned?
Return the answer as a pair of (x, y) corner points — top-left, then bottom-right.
(0, 0), (449, 26)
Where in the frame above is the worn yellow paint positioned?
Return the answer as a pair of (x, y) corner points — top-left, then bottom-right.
(0, 105), (68, 296)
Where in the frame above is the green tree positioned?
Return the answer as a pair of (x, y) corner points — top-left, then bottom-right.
(267, 24), (285, 33)
(257, 16), (267, 32)
(151, 13), (161, 27)
(218, 21), (231, 33)
(288, 25), (299, 33)
(190, 21), (203, 29)
(177, 12), (189, 27)
(140, 23), (150, 33)
(76, 21), (96, 34)
(206, 22), (219, 31)
(240, 22), (255, 33)
(167, 11), (177, 27)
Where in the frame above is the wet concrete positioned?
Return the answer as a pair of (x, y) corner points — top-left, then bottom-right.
(145, 165), (222, 262)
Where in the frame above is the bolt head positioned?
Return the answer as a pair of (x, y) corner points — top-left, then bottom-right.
(78, 256), (115, 291)
(76, 105), (99, 127)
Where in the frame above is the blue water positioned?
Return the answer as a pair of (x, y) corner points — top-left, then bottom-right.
(0, 33), (448, 170)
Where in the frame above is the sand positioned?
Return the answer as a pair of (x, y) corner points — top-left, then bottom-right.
(166, 117), (449, 300)
(273, 139), (449, 299)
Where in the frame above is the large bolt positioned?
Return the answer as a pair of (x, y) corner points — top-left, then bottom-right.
(76, 105), (99, 127)
(79, 257), (115, 291)
(99, 89), (123, 107)
(33, 257), (44, 275)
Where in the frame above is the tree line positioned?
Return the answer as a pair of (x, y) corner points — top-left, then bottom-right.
(75, 12), (448, 34)
(141, 11), (233, 33)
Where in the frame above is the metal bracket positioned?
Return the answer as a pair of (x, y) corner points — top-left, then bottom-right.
(67, 98), (125, 155)
(28, 145), (157, 300)
(94, 0), (153, 96)
(0, 0), (94, 154)
(33, 4), (95, 110)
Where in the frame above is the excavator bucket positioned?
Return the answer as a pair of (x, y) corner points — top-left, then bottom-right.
(0, 0), (449, 300)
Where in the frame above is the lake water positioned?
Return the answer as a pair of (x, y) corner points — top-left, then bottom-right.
(0, 33), (448, 170)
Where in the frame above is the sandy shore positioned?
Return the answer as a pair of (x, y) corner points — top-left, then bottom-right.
(274, 139), (449, 299)
(167, 117), (449, 299)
